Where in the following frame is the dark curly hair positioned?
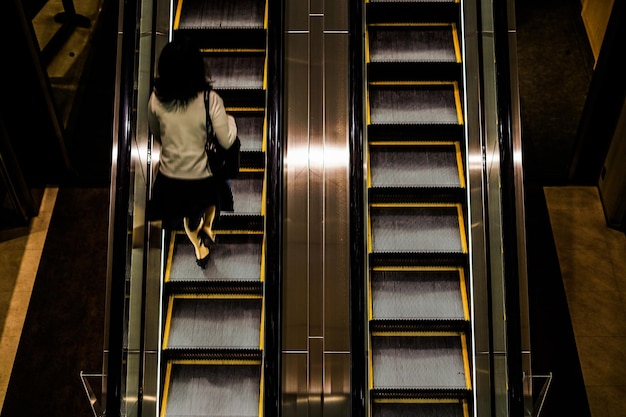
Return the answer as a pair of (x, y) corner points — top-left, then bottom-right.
(153, 37), (212, 107)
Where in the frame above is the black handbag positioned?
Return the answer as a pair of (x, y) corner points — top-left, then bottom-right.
(204, 90), (241, 179)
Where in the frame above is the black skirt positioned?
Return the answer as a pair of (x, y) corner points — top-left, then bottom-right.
(147, 172), (233, 230)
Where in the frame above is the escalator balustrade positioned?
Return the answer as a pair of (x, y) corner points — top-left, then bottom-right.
(364, 0), (473, 415)
(160, 0), (268, 416)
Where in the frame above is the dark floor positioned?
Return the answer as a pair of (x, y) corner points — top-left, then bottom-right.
(1, 0), (597, 415)
(517, 0), (594, 416)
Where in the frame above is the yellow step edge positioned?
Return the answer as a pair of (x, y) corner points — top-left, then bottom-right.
(368, 22), (454, 28)
(168, 358), (263, 366)
(454, 141), (467, 188)
(461, 333), (472, 389)
(225, 106), (266, 112)
(372, 265), (462, 272)
(371, 331), (463, 337)
(172, 293), (264, 300)
(369, 202), (461, 208)
(369, 140), (458, 146)
(452, 23), (462, 63)
(201, 48), (266, 53)
(369, 80), (457, 87)
(211, 229), (265, 235)
(373, 398), (467, 405)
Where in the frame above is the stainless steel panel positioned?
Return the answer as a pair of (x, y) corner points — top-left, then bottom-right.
(324, 0), (348, 32)
(324, 353), (351, 417)
(283, 2), (351, 415)
(323, 32), (350, 351)
(309, 16), (325, 338)
(282, 352), (309, 417)
(310, 337), (323, 416)
(463, 2), (492, 413)
(284, 31), (310, 351)
(286, 0), (309, 31)
(311, 0), (323, 15)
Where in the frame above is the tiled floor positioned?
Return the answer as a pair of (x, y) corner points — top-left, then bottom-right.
(0, 187), (58, 408)
(545, 186), (626, 417)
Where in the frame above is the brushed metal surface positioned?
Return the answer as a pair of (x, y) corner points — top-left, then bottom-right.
(284, 30), (309, 352)
(283, 1), (351, 415)
(323, 32), (350, 352)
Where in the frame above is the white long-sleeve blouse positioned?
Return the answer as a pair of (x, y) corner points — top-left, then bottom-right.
(148, 90), (237, 179)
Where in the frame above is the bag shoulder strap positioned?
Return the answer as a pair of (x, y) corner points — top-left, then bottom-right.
(204, 89), (216, 143)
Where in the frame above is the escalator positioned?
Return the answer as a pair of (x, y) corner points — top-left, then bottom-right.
(361, 0), (473, 415)
(159, 0), (270, 415)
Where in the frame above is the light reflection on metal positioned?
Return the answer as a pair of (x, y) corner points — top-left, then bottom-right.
(284, 143), (348, 169)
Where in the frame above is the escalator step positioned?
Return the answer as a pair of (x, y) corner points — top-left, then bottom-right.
(368, 83), (461, 125)
(164, 297), (262, 349)
(371, 269), (467, 321)
(369, 251), (468, 268)
(371, 335), (470, 390)
(369, 26), (458, 63)
(230, 111), (265, 152)
(204, 53), (265, 90)
(369, 205), (466, 253)
(162, 362), (261, 417)
(369, 143), (462, 188)
(175, 0), (265, 30)
(166, 232), (263, 283)
(229, 171), (264, 215)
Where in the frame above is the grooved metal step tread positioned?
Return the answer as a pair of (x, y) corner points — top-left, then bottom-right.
(369, 142), (464, 189)
(163, 296), (262, 350)
(229, 171), (264, 215)
(371, 334), (471, 390)
(161, 361), (262, 417)
(202, 52), (266, 90)
(370, 269), (469, 321)
(369, 204), (466, 253)
(227, 110), (265, 152)
(368, 25), (459, 63)
(165, 232), (263, 283)
(368, 83), (462, 125)
(175, 0), (265, 30)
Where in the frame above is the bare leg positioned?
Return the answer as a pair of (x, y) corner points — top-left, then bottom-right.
(201, 205), (217, 244)
(183, 216), (209, 267)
